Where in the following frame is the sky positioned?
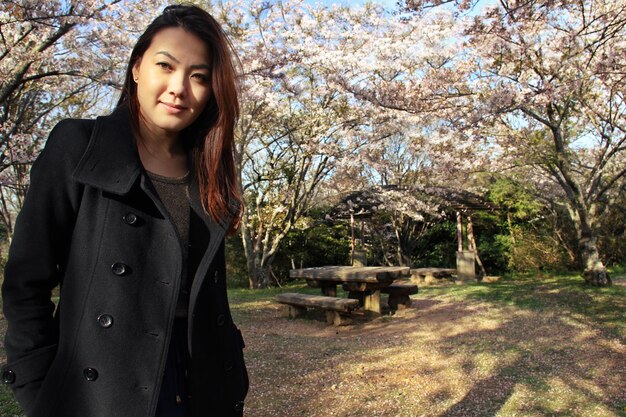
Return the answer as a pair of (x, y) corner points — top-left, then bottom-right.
(303, 0), (498, 13)
(306, 0), (401, 9)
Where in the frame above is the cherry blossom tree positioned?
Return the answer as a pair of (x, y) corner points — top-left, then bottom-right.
(344, 0), (624, 286)
(213, 0), (405, 287)
(350, 133), (444, 266)
(298, 1), (493, 271)
(0, 0), (159, 236)
(456, 0), (626, 286)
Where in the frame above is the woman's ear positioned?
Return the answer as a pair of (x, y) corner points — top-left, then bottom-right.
(132, 59), (141, 82)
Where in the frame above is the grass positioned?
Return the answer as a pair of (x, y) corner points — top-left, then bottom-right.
(417, 271), (625, 339)
(0, 269), (624, 417)
(0, 388), (20, 417)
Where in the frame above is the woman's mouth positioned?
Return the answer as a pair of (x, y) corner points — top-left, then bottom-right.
(160, 102), (187, 114)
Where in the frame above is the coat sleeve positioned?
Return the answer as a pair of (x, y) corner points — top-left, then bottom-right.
(1, 119), (92, 412)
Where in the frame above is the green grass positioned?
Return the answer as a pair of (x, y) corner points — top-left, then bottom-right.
(0, 385), (21, 417)
(417, 269), (625, 339)
(228, 281), (318, 303)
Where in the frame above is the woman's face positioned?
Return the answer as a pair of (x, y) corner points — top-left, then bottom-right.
(132, 27), (212, 140)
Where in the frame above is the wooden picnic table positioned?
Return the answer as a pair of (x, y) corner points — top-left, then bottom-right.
(289, 266), (411, 315)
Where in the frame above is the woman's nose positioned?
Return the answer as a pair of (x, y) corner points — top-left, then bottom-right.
(168, 73), (187, 97)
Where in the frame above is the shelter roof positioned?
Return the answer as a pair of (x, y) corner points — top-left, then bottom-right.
(328, 185), (498, 220)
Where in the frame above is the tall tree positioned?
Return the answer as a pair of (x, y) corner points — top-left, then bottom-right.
(352, 0), (624, 286)
(214, 0), (395, 287)
(458, 0), (626, 285)
(0, 0), (159, 235)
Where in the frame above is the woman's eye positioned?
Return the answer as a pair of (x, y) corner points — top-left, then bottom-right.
(192, 73), (209, 83)
(157, 62), (172, 70)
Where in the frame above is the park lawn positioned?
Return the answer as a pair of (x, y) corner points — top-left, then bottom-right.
(0, 270), (624, 417)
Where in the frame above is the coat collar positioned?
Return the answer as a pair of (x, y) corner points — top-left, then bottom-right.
(71, 105), (234, 234)
(73, 106), (142, 195)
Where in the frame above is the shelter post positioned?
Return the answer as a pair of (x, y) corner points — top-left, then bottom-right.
(456, 211), (476, 282)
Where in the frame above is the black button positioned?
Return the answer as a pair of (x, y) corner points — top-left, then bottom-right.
(111, 263), (128, 276)
(2, 370), (16, 385)
(224, 360), (233, 371)
(83, 367), (99, 381)
(123, 213), (138, 225)
(213, 271), (219, 284)
(97, 314), (114, 328)
(233, 401), (244, 413)
(216, 314), (225, 326)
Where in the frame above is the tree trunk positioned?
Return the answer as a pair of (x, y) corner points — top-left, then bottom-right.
(541, 120), (612, 287)
(248, 264), (271, 289)
(456, 211), (463, 252)
(240, 208), (265, 289)
(565, 202), (611, 286)
(579, 233), (612, 286)
(394, 224), (409, 266)
(241, 235), (273, 289)
(467, 215), (487, 277)
(239, 217), (275, 288)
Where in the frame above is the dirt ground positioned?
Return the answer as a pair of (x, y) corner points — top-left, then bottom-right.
(233, 281), (626, 417)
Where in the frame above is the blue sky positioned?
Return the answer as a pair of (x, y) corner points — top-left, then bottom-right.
(303, 0), (498, 13)
(305, 0), (400, 8)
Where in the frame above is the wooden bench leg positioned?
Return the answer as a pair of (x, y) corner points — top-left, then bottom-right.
(348, 291), (364, 305)
(388, 294), (412, 310)
(424, 274), (437, 284)
(410, 274), (425, 284)
(321, 285), (337, 297)
(363, 290), (381, 315)
(287, 305), (306, 319)
(349, 290), (382, 314)
(325, 311), (352, 326)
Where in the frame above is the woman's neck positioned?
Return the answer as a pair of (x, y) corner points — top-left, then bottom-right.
(136, 126), (188, 178)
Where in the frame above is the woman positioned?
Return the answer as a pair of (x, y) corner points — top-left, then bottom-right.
(1, 5), (248, 417)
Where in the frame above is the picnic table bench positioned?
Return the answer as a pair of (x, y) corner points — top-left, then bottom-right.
(276, 293), (360, 325)
(380, 283), (418, 310)
(411, 268), (456, 283)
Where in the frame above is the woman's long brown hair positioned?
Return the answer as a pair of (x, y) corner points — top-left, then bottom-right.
(117, 4), (242, 233)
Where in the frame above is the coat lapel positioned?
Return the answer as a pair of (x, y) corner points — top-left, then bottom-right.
(72, 106), (142, 195)
(187, 177), (231, 354)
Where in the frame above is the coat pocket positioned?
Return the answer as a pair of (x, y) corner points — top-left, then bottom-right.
(2, 344), (57, 415)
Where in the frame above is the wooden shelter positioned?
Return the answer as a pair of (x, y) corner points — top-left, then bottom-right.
(328, 185), (499, 278)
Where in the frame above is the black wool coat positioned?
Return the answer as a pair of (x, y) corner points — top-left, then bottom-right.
(1, 106), (248, 417)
